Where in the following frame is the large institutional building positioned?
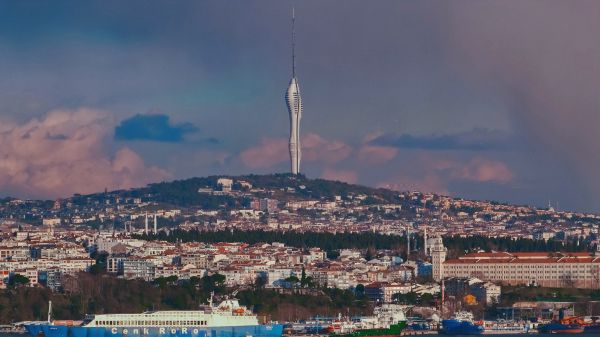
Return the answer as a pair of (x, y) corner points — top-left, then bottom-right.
(285, 8), (302, 175)
(432, 239), (600, 289)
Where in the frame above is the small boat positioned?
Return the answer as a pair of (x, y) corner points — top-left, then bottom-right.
(328, 304), (407, 337)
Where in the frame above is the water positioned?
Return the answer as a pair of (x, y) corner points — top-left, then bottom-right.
(404, 335), (596, 337)
(2, 332), (597, 337)
(0, 334), (25, 337)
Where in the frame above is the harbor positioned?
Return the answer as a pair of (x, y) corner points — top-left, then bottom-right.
(12, 302), (600, 337)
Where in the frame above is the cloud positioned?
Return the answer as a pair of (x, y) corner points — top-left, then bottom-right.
(357, 145), (398, 165)
(442, 2), (600, 208)
(0, 108), (169, 198)
(452, 157), (514, 183)
(371, 129), (511, 151)
(321, 168), (358, 184)
(239, 133), (353, 169)
(239, 137), (288, 170)
(302, 134), (353, 164)
(115, 114), (197, 142)
(378, 154), (514, 194)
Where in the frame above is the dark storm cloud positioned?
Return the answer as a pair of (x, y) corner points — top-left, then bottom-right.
(439, 1), (600, 209)
(0, 0), (598, 211)
(371, 129), (511, 151)
(115, 114), (197, 142)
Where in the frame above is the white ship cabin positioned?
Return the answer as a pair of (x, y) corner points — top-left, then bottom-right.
(373, 304), (406, 327)
(84, 299), (258, 328)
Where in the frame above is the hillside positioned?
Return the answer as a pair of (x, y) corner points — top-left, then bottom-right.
(77, 173), (403, 209)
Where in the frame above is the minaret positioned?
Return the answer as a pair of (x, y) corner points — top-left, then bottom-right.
(153, 214), (158, 234)
(144, 212), (149, 235)
(285, 7), (302, 175)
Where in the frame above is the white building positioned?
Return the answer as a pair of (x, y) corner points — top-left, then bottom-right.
(443, 245), (600, 289)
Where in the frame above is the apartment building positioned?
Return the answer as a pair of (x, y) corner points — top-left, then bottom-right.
(438, 246), (600, 288)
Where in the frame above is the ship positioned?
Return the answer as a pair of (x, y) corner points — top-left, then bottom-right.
(537, 322), (584, 334)
(440, 312), (484, 335)
(482, 319), (531, 334)
(328, 304), (407, 337)
(583, 324), (600, 333)
(24, 295), (284, 337)
(537, 311), (584, 334)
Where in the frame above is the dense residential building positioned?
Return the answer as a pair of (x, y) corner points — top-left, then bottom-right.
(364, 282), (412, 303)
(444, 277), (501, 305)
(0, 173), (599, 301)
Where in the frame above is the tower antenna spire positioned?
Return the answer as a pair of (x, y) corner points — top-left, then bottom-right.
(292, 6), (296, 78)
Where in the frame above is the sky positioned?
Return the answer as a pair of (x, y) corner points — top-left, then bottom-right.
(0, 1), (598, 212)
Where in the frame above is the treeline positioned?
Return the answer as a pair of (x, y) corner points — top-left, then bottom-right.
(443, 235), (587, 259)
(0, 273), (368, 324)
(139, 229), (407, 252)
(0, 273), (211, 323)
(73, 176), (245, 209)
(238, 288), (371, 320)
(140, 230), (589, 257)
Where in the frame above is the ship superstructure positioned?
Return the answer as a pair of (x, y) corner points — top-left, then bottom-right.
(24, 297), (283, 337)
(328, 304), (407, 337)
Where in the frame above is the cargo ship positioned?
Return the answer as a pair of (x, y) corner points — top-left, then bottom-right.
(537, 312), (584, 334)
(537, 322), (584, 334)
(440, 312), (484, 335)
(24, 295), (284, 337)
(328, 304), (407, 337)
(583, 324), (600, 333)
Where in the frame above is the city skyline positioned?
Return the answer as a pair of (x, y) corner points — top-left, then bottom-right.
(0, 1), (598, 212)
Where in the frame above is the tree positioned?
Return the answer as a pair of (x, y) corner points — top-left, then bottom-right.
(189, 276), (201, 286)
(327, 250), (340, 260)
(202, 274), (226, 294)
(254, 274), (268, 289)
(365, 246), (377, 261)
(9, 274), (30, 287)
(355, 284), (365, 296)
(89, 263), (104, 275)
(302, 276), (315, 288)
(300, 267), (311, 288)
(393, 292), (418, 304)
(285, 275), (300, 283)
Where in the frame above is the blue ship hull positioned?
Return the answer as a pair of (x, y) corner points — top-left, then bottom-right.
(537, 322), (584, 334)
(440, 319), (484, 335)
(25, 323), (284, 337)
